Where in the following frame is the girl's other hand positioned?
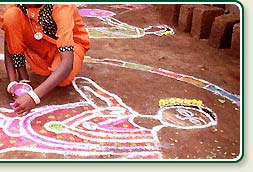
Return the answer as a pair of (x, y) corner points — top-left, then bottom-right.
(12, 94), (36, 115)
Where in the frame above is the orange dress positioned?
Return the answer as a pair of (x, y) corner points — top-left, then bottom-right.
(1, 4), (90, 86)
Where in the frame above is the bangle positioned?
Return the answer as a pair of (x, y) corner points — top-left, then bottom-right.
(7, 81), (18, 93)
(19, 79), (30, 83)
(27, 90), (41, 105)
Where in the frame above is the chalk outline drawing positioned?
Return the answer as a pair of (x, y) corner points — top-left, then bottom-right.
(0, 6), (240, 160)
(84, 57), (240, 105)
(0, 55), (241, 159)
(78, 8), (175, 38)
(0, 73), (217, 159)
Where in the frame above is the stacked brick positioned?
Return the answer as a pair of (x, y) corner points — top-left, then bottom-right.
(190, 6), (224, 39)
(156, 4), (181, 26)
(178, 5), (197, 32)
(231, 23), (240, 57)
(208, 14), (240, 48)
(158, 4), (241, 57)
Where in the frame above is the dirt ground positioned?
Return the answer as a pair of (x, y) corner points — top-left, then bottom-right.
(0, 4), (241, 160)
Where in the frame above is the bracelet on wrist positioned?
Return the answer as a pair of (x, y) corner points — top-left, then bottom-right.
(27, 90), (41, 105)
(7, 81), (18, 93)
(19, 79), (31, 83)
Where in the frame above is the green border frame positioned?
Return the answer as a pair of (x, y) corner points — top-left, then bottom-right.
(0, 0), (244, 164)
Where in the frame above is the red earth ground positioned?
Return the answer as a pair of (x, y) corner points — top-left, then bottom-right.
(0, 4), (241, 160)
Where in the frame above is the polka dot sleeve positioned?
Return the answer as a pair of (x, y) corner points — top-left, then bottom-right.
(11, 54), (26, 68)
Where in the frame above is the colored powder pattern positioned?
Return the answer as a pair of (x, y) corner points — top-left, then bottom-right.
(0, 77), (163, 159)
(123, 63), (153, 71)
(87, 57), (240, 105)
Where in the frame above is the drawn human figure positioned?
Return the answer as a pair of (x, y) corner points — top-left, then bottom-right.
(78, 8), (175, 38)
(0, 77), (162, 159)
(0, 76), (217, 159)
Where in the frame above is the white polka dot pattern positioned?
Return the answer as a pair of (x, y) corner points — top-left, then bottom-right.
(38, 5), (58, 39)
(11, 54), (26, 68)
(58, 46), (74, 52)
(18, 4), (58, 39)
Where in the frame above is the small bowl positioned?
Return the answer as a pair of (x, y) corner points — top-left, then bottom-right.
(12, 83), (33, 97)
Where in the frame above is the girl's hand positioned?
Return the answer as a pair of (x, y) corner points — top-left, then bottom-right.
(12, 93), (36, 115)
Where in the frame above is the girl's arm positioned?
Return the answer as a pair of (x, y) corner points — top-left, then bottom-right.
(34, 50), (74, 98)
(12, 51), (74, 114)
